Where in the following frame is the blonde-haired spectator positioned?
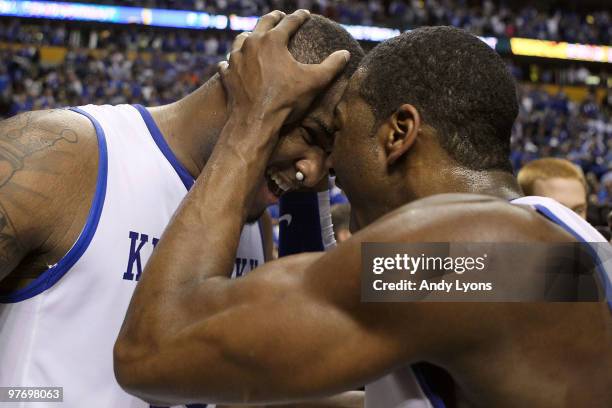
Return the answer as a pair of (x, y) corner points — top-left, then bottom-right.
(518, 157), (588, 218)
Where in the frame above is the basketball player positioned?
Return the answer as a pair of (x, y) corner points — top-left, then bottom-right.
(517, 157), (589, 218)
(0, 11), (365, 407)
(115, 17), (612, 408)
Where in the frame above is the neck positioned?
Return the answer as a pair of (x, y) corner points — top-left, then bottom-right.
(414, 165), (523, 201)
(148, 75), (228, 178)
(354, 165), (522, 231)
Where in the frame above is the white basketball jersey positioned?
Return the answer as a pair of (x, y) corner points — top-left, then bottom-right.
(365, 195), (611, 408)
(0, 104), (265, 407)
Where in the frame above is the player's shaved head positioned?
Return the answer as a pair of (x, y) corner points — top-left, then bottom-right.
(359, 26), (518, 172)
(288, 15), (364, 78)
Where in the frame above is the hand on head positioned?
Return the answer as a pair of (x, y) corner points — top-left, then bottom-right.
(218, 9), (351, 126)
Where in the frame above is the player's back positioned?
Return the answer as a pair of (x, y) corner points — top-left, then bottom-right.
(0, 104), (265, 407)
(366, 195), (612, 408)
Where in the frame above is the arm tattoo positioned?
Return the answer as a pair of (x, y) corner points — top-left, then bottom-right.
(0, 110), (78, 188)
(0, 109), (80, 273)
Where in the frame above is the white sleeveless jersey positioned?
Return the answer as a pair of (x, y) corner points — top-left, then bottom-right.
(0, 104), (265, 407)
(365, 195), (611, 408)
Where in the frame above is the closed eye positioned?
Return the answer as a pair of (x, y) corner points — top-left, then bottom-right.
(303, 125), (334, 154)
(300, 127), (316, 146)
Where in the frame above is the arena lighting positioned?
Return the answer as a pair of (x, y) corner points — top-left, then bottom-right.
(228, 16), (402, 42)
(510, 37), (612, 64)
(227, 16), (492, 45)
(0, 0), (608, 63)
(0, 0), (502, 45)
(0, 0), (228, 29)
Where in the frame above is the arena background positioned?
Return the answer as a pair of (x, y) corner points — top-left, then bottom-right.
(0, 0), (610, 242)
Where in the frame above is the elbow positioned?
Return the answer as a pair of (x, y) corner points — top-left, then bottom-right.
(113, 337), (159, 403)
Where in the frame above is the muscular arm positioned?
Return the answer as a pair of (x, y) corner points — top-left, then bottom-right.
(0, 109), (97, 289)
(115, 10), (583, 406)
(114, 11), (508, 405)
(115, 170), (538, 406)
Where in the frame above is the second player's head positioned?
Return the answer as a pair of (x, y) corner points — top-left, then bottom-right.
(326, 26), (519, 230)
(249, 15), (365, 221)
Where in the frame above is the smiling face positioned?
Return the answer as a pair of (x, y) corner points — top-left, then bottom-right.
(229, 14), (365, 222)
(245, 79), (348, 222)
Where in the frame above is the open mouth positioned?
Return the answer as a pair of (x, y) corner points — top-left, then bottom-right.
(265, 169), (293, 198)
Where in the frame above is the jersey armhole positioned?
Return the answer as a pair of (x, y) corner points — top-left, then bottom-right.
(0, 107), (108, 304)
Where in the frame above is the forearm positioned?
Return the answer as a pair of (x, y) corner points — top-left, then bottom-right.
(119, 114), (284, 346)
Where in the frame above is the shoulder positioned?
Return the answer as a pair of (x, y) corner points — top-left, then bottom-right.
(1, 108), (96, 138)
(0, 108), (100, 257)
(369, 193), (576, 243)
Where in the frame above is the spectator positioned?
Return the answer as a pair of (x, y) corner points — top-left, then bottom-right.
(517, 158), (589, 218)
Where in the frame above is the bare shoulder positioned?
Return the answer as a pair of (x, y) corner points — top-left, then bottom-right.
(0, 109), (99, 282)
(370, 193), (576, 243)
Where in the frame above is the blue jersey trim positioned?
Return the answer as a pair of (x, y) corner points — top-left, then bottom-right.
(132, 104), (194, 191)
(0, 107), (109, 304)
(533, 204), (612, 311)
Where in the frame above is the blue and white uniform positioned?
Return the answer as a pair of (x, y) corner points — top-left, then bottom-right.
(0, 104), (265, 407)
(365, 195), (611, 408)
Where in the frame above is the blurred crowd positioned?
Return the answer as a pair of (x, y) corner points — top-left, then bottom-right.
(511, 86), (611, 208)
(60, 0), (611, 45)
(0, 7), (611, 228)
(0, 19), (233, 52)
(0, 45), (222, 113)
(1, 39), (609, 209)
(2, 18), (609, 87)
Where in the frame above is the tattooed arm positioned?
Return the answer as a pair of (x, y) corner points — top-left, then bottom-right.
(0, 109), (98, 288)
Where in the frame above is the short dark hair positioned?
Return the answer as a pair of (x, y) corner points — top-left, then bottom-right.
(289, 15), (364, 78)
(359, 26), (518, 172)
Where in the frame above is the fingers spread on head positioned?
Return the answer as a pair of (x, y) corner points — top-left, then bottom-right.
(271, 9), (311, 42)
(310, 50), (351, 89)
(253, 10), (286, 34)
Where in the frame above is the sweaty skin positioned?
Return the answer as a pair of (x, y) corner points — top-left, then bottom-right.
(115, 12), (612, 408)
(0, 10), (366, 408)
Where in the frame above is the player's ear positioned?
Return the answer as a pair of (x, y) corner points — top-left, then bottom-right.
(382, 104), (420, 166)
